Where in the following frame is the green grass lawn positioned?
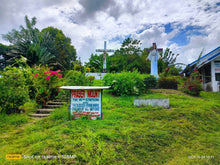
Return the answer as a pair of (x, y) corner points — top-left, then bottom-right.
(0, 90), (220, 164)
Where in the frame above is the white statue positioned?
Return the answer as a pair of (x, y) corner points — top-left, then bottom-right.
(146, 43), (162, 78)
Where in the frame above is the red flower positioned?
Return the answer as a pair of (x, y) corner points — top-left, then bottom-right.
(194, 68), (198, 71)
(34, 74), (38, 77)
(166, 67), (170, 72)
(46, 75), (50, 80)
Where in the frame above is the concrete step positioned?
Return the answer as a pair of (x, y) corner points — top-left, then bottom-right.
(53, 99), (68, 102)
(29, 114), (50, 118)
(43, 104), (61, 108)
(47, 101), (65, 105)
(36, 109), (54, 113)
(52, 99), (62, 102)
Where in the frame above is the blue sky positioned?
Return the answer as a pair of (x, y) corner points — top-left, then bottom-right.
(0, 0), (220, 65)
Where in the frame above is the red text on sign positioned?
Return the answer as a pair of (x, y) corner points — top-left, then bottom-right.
(87, 90), (100, 98)
(72, 90), (85, 98)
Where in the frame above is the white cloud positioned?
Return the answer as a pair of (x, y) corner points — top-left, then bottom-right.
(0, 0), (220, 66)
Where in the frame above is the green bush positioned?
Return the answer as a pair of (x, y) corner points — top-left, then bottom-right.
(57, 70), (93, 101)
(144, 75), (157, 90)
(64, 70), (92, 86)
(158, 77), (178, 89)
(103, 71), (145, 96)
(168, 67), (180, 76)
(0, 67), (30, 114)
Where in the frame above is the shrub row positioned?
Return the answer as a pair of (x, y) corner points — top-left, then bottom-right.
(103, 72), (181, 96)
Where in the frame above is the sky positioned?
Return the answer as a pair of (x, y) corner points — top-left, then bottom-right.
(0, 0), (220, 66)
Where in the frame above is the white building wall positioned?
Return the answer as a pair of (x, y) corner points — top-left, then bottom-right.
(211, 56), (220, 92)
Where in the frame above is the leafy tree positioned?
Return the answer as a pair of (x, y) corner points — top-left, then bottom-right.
(41, 27), (77, 70)
(0, 44), (12, 70)
(161, 48), (180, 70)
(109, 37), (149, 73)
(115, 37), (142, 56)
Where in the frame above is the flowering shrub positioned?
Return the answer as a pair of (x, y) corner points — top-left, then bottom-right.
(181, 69), (202, 96)
(158, 77), (178, 89)
(33, 67), (63, 104)
(36, 90), (50, 105)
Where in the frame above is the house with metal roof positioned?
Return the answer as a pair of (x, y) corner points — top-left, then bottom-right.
(181, 46), (220, 92)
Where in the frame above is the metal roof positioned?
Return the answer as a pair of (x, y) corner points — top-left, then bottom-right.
(181, 46), (220, 74)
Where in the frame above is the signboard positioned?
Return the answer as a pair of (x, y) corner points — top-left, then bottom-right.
(214, 61), (220, 73)
(70, 89), (102, 120)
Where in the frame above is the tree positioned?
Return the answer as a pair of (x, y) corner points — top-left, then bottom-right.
(41, 27), (77, 70)
(0, 44), (12, 70)
(2, 16), (77, 70)
(85, 53), (104, 72)
(2, 16), (56, 67)
(115, 37), (142, 56)
(162, 48), (180, 67)
(109, 37), (148, 73)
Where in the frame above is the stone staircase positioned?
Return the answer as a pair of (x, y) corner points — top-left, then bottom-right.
(29, 100), (66, 118)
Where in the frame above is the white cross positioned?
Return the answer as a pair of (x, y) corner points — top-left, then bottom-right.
(96, 41), (114, 73)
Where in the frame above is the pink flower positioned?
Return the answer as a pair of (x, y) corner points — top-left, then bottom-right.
(57, 69), (61, 72)
(194, 68), (198, 71)
(58, 74), (62, 79)
(34, 74), (38, 77)
(46, 75), (50, 80)
(52, 71), (57, 75)
(43, 72), (48, 75)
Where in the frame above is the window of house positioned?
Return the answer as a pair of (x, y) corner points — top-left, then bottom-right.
(215, 73), (220, 81)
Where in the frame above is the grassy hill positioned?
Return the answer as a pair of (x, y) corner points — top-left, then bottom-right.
(0, 90), (219, 164)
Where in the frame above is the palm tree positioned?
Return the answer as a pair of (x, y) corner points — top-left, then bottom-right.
(2, 16), (56, 67)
